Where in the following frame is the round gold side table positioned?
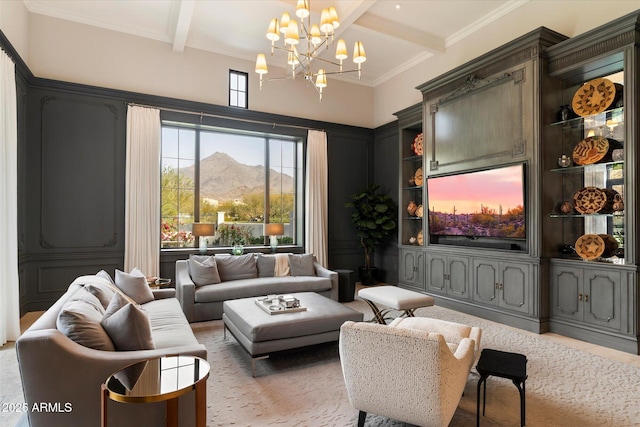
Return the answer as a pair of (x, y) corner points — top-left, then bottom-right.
(102, 355), (210, 427)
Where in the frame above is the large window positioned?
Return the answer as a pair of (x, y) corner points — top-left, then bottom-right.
(161, 124), (302, 250)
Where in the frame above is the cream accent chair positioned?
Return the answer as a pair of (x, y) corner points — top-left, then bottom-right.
(388, 317), (482, 369)
(339, 321), (476, 427)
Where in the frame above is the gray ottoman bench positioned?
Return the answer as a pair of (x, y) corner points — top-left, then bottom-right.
(223, 292), (363, 376)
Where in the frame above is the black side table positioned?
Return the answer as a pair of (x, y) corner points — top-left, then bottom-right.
(335, 269), (355, 302)
(476, 348), (527, 427)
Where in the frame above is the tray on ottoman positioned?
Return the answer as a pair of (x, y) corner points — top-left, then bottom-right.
(223, 292), (363, 376)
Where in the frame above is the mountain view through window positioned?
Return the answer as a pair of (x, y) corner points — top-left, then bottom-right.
(161, 125), (300, 249)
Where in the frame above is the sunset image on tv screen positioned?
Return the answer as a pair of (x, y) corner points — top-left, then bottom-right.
(427, 164), (525, 238)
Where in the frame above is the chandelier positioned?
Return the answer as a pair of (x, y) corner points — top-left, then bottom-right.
(255, 0), (366, 101)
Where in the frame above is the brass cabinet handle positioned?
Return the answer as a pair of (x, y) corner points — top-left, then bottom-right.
(578, 293), (582, 301)
(585, 294), (589, 302)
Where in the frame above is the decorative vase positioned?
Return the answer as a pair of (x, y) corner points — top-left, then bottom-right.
(232, 245), (244, 255)
(558, 155), (572, 167)
(560, 201), (573, 214)
(558, 105), (571, 122)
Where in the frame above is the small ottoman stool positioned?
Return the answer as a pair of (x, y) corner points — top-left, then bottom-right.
(476, 348), (528, 427)
(358, 286), (434, 324)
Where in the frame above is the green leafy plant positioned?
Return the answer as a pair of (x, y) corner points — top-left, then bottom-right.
(345, 185), (397, 270)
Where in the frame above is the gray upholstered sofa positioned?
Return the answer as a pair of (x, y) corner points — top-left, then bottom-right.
(176, 253), (338, 322)
(16, 274), (207, 427)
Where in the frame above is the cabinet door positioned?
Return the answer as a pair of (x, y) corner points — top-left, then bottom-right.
(499, 262), (530, 314)
(447, 256), (469, 298)
(583, 270), (622, 331)
(551, 266), (583, 322)
(473, 260), (498, 305)
(427, 254), (446, 294)
(399, 249), (425, 290)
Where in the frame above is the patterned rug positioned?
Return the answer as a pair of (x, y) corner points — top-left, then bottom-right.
(191, 298), (640, 427)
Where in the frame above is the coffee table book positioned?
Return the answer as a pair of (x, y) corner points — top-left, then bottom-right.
(255, 297), (307, 315)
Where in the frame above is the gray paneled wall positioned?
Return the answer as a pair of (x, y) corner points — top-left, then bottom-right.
(13, 71), (379, 314)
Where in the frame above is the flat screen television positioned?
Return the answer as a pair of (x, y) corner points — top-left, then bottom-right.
(427, 163), (526, 249)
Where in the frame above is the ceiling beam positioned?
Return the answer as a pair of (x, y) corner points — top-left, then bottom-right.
(354, 12), (445, 53)
(172, 0), (195, 53)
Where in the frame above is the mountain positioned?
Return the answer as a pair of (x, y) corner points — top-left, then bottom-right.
(180, 152), (294, 201)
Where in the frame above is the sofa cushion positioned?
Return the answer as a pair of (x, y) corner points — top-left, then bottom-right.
(115, 268), (155, 304)
(56, 290), (115, 351)
(101, 293), (155, 351)
(194, 276), (332, 303)
(144, 298), (201, 348)
(215, 253), (258, 281)
(288, 254), (316, 276)
(84, 283), (116, 309)
(189, 255), (222, 286)
(256, 254), (275, 277)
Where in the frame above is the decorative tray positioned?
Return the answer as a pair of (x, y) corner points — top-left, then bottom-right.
(255, 295), (306, 315)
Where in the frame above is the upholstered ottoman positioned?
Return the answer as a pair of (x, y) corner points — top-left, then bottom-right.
(358, 285), (435, 324)
(223, 292), (363, 376)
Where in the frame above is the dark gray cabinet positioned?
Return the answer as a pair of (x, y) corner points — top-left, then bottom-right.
(427, 254), (469, 299)
(472, 259), (531, 315)
(544, 11), (639, 353)
(399, 248), (425, 291)
(551, 260), (626, 334)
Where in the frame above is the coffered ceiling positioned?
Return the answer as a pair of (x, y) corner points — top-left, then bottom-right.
(22, 0), (528, 87)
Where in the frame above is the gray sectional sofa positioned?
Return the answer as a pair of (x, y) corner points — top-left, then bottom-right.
(176, 253), (339, 322)
(16, 274), (206, 427)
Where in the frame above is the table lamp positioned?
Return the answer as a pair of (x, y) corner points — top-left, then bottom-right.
(192, 223), (216, 254)
(264, 223), (284, 253)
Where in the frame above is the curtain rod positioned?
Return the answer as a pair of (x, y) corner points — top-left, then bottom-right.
(127, 102), (323, 132)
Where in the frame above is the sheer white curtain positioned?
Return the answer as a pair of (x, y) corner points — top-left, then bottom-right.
(125, 105), (161, 277)
(0, 50), (20, 346)
(305, 130), (328, 267)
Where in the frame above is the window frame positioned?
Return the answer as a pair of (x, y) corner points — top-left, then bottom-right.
(229, 69), (248, 109)
(160, 120), (304, 251)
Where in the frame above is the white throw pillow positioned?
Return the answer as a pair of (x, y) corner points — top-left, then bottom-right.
(114, 268), (154, 304)
(101, 293), (155, 351)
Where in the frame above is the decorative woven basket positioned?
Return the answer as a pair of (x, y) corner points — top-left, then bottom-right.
(572, 136), (622, 165)
(571, 78), (619, 117)
(573, 187), (618, 214)
(575, 234), (618, 260)
(575, 234), (605, 260)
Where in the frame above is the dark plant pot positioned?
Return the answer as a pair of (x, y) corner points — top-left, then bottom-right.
(358, 267), (379, 286)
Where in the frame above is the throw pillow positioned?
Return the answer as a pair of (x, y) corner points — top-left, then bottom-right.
(114, 268), (155, 304)
(56, 292), (115, 351)
(256, 254), (275, 277)
(84, 283), (116, 310)
(101, 293), (155, 351)
(96, 269), (115, 284)
(215, 253), (258, 282)
(288, 253), (316, 276)
(189, 255), (222, 286)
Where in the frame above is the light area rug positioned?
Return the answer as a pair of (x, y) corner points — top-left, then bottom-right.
(191, 298), (640, 427)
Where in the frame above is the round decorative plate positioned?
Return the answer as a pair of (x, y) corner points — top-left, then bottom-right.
(571, 78), (617, 117)
(573, 187), (607, 214)
(572, 136), (610, 165)
(417, 230), (423, 245)
(412, 133), (423, 156)
(414, 167), (423, 186)
(575, 234), (605, 260)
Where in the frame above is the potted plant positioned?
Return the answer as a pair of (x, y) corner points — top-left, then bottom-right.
(345, 185), (397, 286)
